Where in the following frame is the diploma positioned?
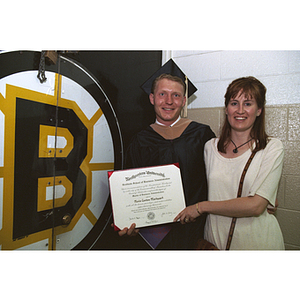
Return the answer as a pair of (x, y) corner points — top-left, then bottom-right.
(108, 164), (186, 230)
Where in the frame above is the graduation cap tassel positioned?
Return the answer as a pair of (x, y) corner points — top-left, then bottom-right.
(181, 75), (188, 118)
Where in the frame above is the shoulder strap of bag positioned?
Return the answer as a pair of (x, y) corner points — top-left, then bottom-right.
(225, 150), (257, 250)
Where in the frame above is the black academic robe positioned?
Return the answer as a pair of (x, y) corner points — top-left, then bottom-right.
(125, 121), (215, 250)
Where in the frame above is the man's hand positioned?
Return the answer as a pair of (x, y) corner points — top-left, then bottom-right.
(267, 199), (279, 215)
(111, 223), (139, 237)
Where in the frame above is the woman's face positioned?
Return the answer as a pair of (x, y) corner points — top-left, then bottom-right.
(226, 91), (262, 134)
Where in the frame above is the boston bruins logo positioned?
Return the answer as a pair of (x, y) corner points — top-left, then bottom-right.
(0, 51), (123, 250)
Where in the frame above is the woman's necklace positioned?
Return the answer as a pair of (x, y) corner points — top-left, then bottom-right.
(231, 138), (253, 153)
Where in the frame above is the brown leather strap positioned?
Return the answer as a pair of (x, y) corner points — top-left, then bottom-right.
(225, 150), (257, 250)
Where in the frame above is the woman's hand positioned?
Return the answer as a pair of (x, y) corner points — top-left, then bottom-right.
(173, 203), (201, 224)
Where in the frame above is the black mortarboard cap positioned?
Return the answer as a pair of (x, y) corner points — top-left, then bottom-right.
(141, 58), (197, 98)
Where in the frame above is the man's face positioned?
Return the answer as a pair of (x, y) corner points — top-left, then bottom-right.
(149, 78), (186, 126)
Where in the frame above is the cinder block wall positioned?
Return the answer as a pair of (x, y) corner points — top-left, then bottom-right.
(166, 50), (300, 250)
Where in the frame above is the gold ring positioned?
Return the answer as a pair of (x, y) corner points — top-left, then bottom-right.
(185, 218), (189, 223)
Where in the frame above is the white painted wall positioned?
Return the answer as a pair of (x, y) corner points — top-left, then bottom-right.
(163, 50), (300, 108)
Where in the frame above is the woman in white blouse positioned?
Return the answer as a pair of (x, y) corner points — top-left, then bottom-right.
(174, 76), (284, 250)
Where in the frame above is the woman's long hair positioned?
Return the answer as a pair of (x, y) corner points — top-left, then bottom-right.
(218, 76), (269, 153)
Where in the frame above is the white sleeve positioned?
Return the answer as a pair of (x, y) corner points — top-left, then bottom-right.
(248, 138), (284, 206)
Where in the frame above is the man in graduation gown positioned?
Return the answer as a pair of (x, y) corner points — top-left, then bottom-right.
(118, 60), (215, 249)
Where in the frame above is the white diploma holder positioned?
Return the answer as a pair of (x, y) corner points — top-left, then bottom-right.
(108, 164), (186, 230)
